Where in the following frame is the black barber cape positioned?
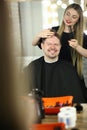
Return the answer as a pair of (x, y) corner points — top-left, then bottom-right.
(25, 56), (85, 103)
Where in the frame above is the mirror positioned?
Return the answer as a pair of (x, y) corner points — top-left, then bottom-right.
(3, 0), (87, 57)
(18, 0), (87, 57)
(0, 0), (87, 96)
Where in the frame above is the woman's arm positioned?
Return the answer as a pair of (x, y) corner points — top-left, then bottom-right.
(75, 45), (87, 58)
(32, 29), (54, 46)
(68, 39), (87, 58)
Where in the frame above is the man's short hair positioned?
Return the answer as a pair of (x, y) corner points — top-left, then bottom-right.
(39, 29), (61, 49)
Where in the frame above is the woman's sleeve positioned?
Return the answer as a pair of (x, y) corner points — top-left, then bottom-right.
(83, 33), (87, 49)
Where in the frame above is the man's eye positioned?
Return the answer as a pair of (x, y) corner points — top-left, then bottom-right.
(47, 43), (51, 45)
(55, 44), (58, 46)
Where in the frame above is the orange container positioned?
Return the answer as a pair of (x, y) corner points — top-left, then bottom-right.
(42, 96), (73, 114)
(32, 123), (65, 130)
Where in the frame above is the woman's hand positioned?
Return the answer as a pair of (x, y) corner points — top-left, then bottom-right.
(32, 29), (54, 46)
(68, 39), (79, 49)
(38, 29), (54, 38)
(68, 39), (87, 57)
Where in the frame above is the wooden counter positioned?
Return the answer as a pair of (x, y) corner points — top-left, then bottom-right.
(42, 104), (87, 130)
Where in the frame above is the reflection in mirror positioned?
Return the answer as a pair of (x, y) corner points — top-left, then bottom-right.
(17, 0), (87, 88)
(18, 0), (87, 57)
(2, 1), (87, 87)
(4, 0), (87, 57)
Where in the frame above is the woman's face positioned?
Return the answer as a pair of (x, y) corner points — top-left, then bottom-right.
(63, 8), (80, 26)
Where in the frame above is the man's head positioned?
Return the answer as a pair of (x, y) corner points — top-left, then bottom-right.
(41, 32), (61, 62)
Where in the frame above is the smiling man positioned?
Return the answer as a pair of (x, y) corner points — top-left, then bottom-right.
(41, 34), (61, 63)
(25, 31), (86, 103)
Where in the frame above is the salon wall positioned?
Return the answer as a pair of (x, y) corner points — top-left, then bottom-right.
(20, 1), (43, 56)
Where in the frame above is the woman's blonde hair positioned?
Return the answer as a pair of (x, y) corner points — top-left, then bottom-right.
(58, 3), (83, 77)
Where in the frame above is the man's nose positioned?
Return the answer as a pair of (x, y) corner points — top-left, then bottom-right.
(51, 44), (55, 48)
